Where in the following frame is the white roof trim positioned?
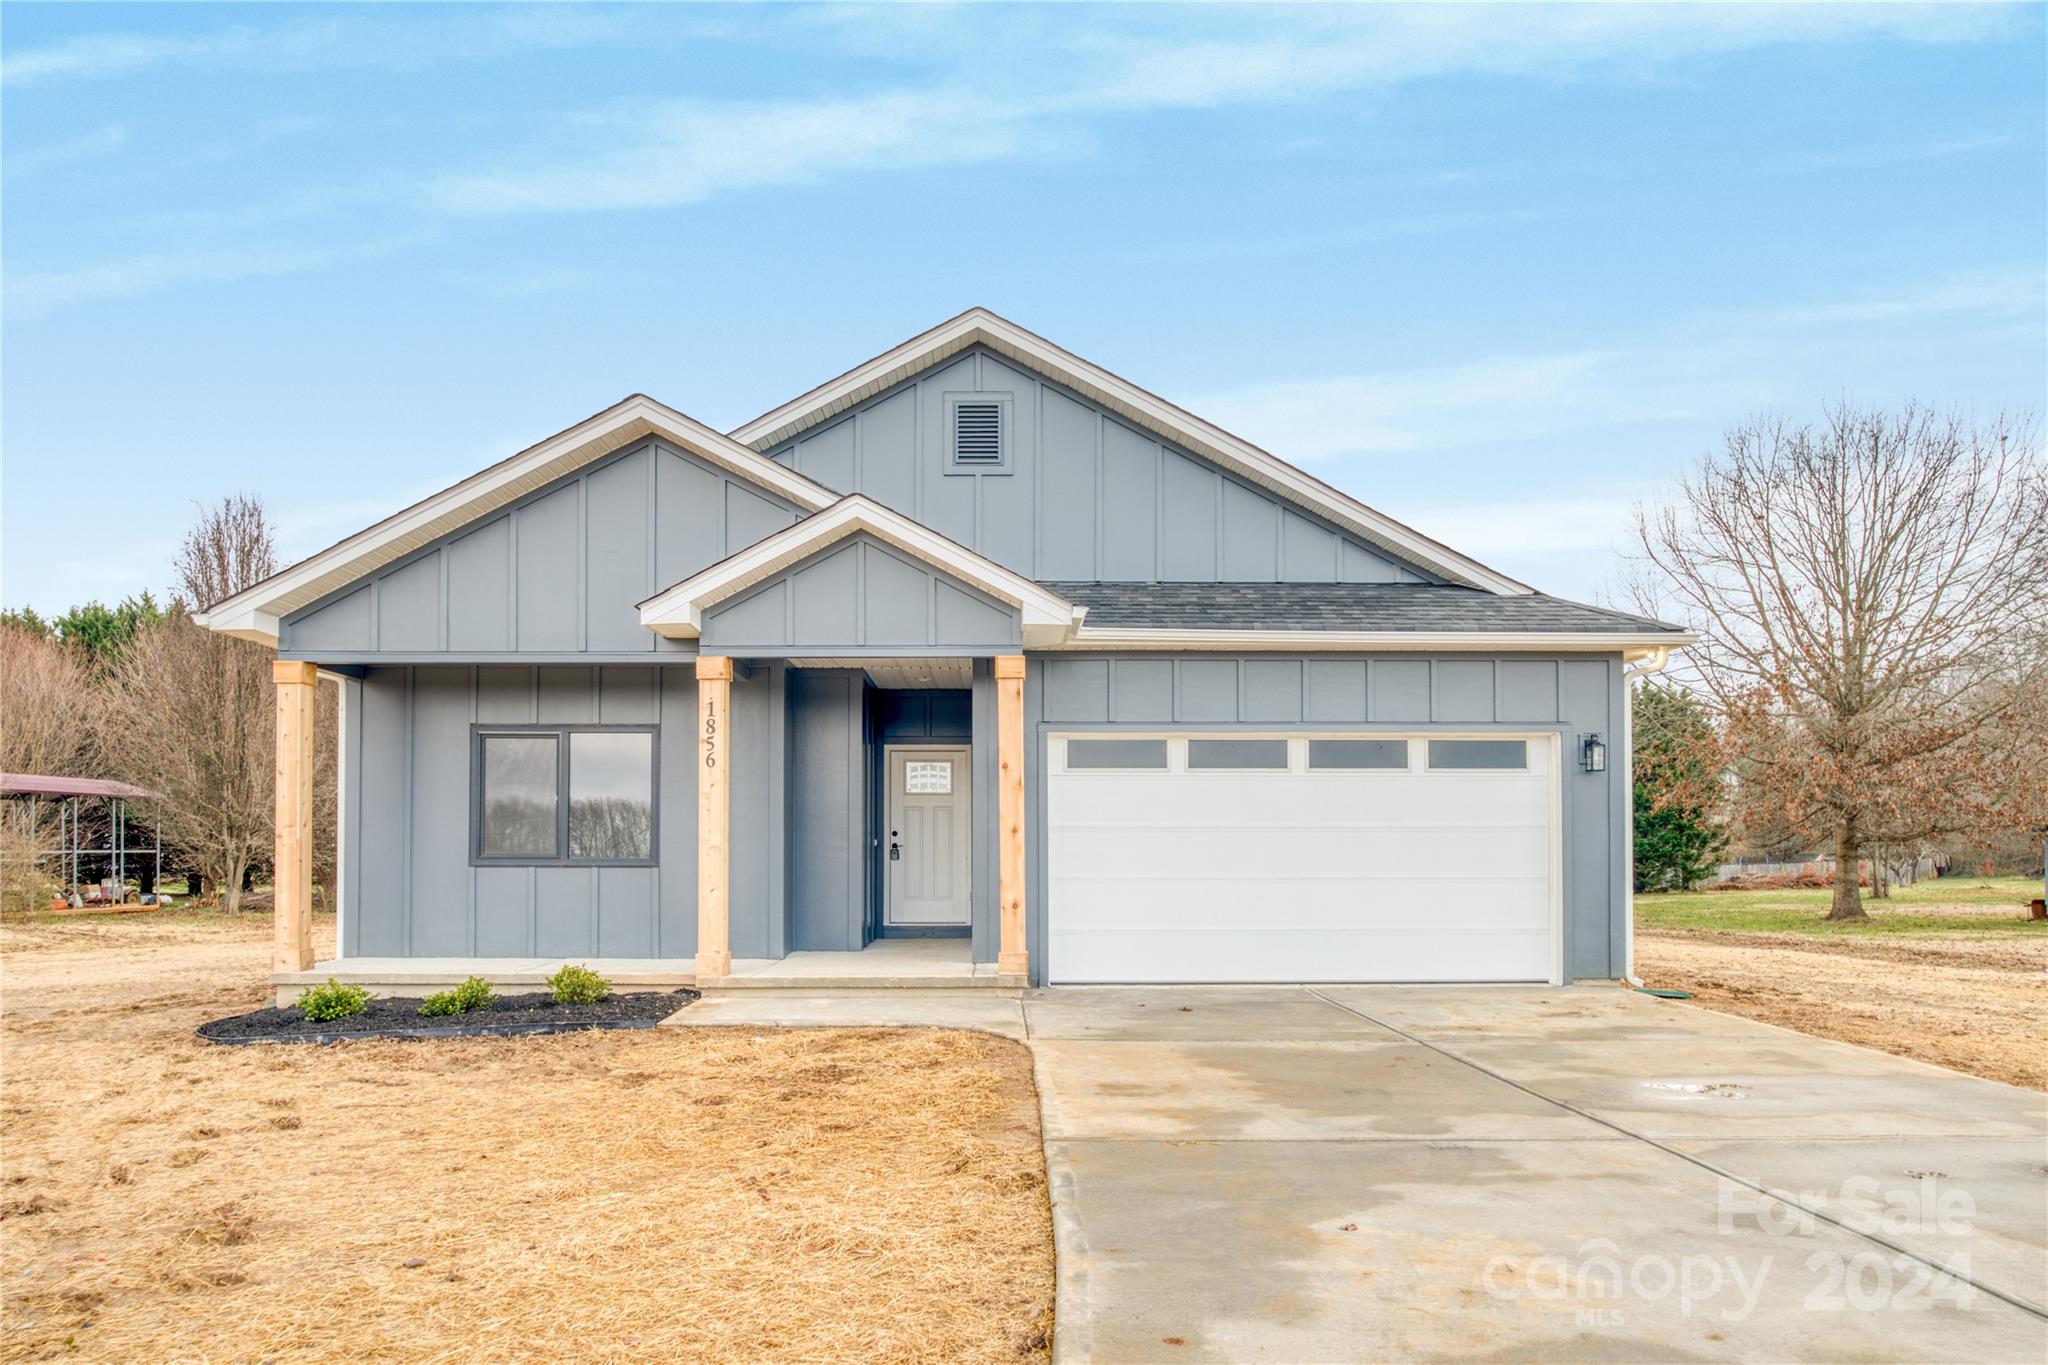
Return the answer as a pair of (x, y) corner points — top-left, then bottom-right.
(1062, 626), (1699, 658)
(196, 395), (840, 645)
(638, 495), (1087, 649)
(729, 308), (1533, 597)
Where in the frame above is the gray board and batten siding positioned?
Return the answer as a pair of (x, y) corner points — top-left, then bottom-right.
(341, 659), (1005, 967)
(763, 344), (1440, 586)
(701, 533), (1022, 656)
(343, 664), (758, 961)
(281, 438), (803, 661)
(1023, 653), (1632, 983)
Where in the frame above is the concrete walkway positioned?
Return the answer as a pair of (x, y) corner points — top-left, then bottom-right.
(671, 985), (2048, 1362)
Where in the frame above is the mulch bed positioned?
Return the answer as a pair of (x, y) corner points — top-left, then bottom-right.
(197, 989), (698, 1045)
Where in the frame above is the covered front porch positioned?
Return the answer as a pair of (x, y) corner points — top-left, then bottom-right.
(686, 651), (1030, 986)
(268, 646), (1040, 998)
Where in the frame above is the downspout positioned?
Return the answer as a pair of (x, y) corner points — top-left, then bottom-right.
(1619, 646), (1675, 987)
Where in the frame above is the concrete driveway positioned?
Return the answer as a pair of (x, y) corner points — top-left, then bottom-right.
(675, 984), (2048, 1361)
(1031, 985), (2047, 1363)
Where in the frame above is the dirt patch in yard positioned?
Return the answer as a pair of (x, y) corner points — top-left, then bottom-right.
(1, 913), (1054, 1362)
(1637, 930), (2048, 1091)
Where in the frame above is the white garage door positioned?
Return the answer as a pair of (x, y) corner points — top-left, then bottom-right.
(1047, 733), (1561, 984)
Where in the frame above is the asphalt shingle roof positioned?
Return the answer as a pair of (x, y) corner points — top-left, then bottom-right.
(1039, 582), (1686, 635)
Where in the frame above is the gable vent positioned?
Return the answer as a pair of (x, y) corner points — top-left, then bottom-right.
(952, 401), (1003, 463)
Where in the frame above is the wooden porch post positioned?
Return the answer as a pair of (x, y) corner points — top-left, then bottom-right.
(995, 655), (1029, 979)
(272, 660), (318, 973)
(695, 656), (734, 979)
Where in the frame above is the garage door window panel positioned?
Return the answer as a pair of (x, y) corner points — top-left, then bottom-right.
(1065, 739), (1169, 771)
(1428, 739), (1529, 770)
(1186, 739), (1289, 770)
(1307, 739), (1410, 771)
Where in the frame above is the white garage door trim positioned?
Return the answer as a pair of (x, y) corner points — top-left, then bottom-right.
(1046, 731), (1565, 986)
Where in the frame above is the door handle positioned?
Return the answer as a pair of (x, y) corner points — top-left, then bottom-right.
(889, 841), (901, 861)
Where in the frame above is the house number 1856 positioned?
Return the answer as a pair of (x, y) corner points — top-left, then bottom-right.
(702, 698), (719, 770)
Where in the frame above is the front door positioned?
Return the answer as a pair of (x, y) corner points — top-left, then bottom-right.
(885, 746), (971, 927)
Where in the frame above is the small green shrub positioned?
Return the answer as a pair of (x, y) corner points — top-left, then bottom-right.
(417, 976), (496, 1018)
(299, 980), (371, 1023)
(547, 963), (610, 1006)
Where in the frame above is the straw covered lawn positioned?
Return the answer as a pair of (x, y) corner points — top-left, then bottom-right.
(1, 912), (1054, 1362)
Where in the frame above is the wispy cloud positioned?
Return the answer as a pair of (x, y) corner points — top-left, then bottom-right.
(431, 3), (2010, 217)
(1392, 491), (1652, 559)
(1799, 132), (2013, 169)
(0, 7), (664, 86)
(1762, 268), (2044, 326)
(442, 265), (595, 300)
(1075, 4), (2003, 110)
(1190, 266), (2043, 465)
(6, 2), (2023, 319)
(0, 24), (329, 85)
(431, 88), (1065, 215)
(5, 234), (426, 321)
(1194, 352), (1621, 460)
(5, 124), (128, 175)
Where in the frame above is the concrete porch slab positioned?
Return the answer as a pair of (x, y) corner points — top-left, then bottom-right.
(698, 938), (1024, 991)
(661, 990), (1028, 1038)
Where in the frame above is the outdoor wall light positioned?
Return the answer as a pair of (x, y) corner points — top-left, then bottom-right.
(1581, 734), (1607, 773)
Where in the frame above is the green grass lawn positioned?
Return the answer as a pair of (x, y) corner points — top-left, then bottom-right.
(1637, 875), (2046, 937)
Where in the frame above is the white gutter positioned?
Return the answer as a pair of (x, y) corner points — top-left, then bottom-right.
(1062, 627), (1698, 654)
(1619, 643), (1676, 988)
(1624, 644), (1673, 680)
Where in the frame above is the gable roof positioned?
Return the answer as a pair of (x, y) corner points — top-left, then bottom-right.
(196, 395), (840, 644)
(727, 307), (1533, 597)
(639, 495), (1085, 649)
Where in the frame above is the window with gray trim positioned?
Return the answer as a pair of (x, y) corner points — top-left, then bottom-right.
(1427, 739), (1528, 770)
(474, 726), (657, 865)
(1188, 739), (1289, 770)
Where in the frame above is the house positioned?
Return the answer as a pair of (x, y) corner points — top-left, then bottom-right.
(200, 309), (1692, 994)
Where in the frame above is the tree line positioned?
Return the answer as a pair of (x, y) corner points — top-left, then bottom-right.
(1, 496), (335, 914)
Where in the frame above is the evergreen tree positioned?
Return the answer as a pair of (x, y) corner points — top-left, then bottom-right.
(1633, 684), (1726, 891)
(52, 593), (162, 670)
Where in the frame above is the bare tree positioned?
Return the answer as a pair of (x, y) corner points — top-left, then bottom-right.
(0, 620), (97, 777)
(1636, 402), (2048, 920)
(0, 622), (100, 909)
(97, 498), (280, 912)
(312, 679), (338, 908)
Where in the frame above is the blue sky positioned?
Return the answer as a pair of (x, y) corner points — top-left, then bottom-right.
(3, 2), (2043, 613)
